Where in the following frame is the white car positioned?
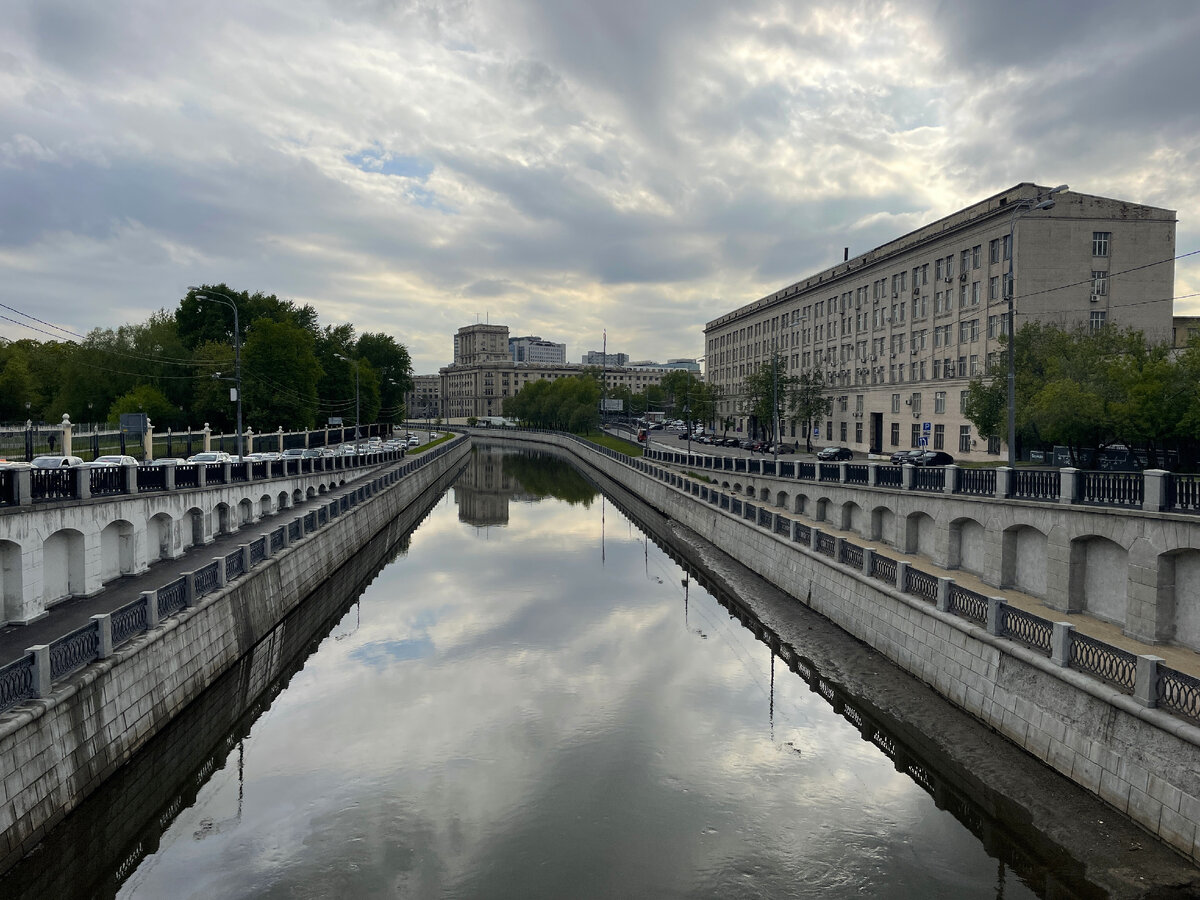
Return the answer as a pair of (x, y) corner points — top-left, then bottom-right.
(31, 455), (84, 468)
(407, 437), (419, 447)
(148, 457), (188, 467)
(187, 451), (232, 464)
(88, 455), (139, 467)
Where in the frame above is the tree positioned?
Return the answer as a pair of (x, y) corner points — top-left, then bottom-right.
(108, 385), (180, 427)
(786, 371), (832, 453)
(242, 320), (322, 429)
(745, 359), (791, 441)
(356, 332), (413, 422)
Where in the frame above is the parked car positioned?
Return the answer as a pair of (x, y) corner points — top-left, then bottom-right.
(816, 446), (853, 461)
(31, 455), (84, 468)
(88, 455), (138, 467)
(913, 451), (955, 466)
(188, 451), (232, 464)
(281, 448), (306, 459)
(890, 449), (925, 465)
(148, 457), (187, 467)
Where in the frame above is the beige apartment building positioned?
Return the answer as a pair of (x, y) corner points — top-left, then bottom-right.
(441, 324), (678, 419)
(704, 183), (1176, 461)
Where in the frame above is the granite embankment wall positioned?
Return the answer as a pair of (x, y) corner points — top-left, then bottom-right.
(0, 438), (471, 870)
(480, 430), (1200, 863)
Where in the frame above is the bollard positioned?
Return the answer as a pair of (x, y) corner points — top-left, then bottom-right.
(27, 645), (51, 698)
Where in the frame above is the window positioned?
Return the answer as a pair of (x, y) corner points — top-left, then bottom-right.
(960, 390), (969, 412)
(988, 315), (998, 339)
(959, 425), (972, 453)
(890, 422), (900, 446)
(935, 258), (943, 281)
(840, 421), (847, 442)
(1002, 272), (1012, 298)
(989, 239), (1000, 264)
(959, 284), (968, 308)
(970, 354), (979, 375)
(827, 421), (833, 441)
(961, 250), (970, 275)
(1093, 231), (1111, 257)
(972, 245), (981, 269)
(1003, 234), (1012, 260)
(839, 395), (848, 412)
(988, 435), (1000, 455)
(891, 393), (901, 413)
(989, 275), (999, 300)
(911, 424), (920, 448)
(958, 356), (967, 376)
(855, 421), (863, 443)
(933, 359), (942, 378)
(1092, 271), (1108, 296)
(971, 281), (980, 305)
(855, 394), (864, 413)
(1090, 310), (1108, 331)
(934, 424), (945, 450)
(934, 391), (946, 413)
(911, 392), (922, 415)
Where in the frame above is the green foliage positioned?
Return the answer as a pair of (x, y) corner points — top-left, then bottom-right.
(107, 385), (180, 425)
(499, 453), (598, 506)
(786, 370), (832, 452)
(504, 375), (600, 432)
(243, 320), (323, 429)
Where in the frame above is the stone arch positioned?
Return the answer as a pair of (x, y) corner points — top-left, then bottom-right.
(146, 512), (175, 565)
(238, 497), (254, 525)
(43, 528), (85, 603)
(182, 507), (205, 550)
(793, 494), (807, 515)
(776, 490), (788, 509)
(870, 506), (895, 545)
(1000, 525), (1048, 597)
(841, 501), (862, 534)
(318, 483), (327, 494)
(904, 511), (935, 556)
(1161, 549), (1200, 652)
(99, 519), (136, 583)
(721, 480), (730, 489)
(732, 482), (742, 493)
(292, 488), (304, 505)
(306, 486), (317, 500)
(948, 516), (987, 576)
(259, 494), (273, 517)
(1069, 535), (1128, 627)
(815, 497), (830, 523)
(1, 539), (23, 623)
(745, 486), (756, 498)
(278, 491), (291, 510)
(215, 502), (233, 535)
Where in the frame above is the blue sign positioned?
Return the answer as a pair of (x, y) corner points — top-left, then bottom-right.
(922, 422), (932, 433)
(918, 436), (929, 447)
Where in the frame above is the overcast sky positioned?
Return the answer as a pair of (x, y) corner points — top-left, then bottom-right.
(2, 0), (1198, 374)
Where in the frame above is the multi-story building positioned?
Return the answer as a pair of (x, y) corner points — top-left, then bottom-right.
(582, 350), (630, 367)
(509, 335), (566, 365)
(704, 183), (1176, 461)
(1173, 316), (1200, 349)
(404, 374), (441, 420)
(443, 324), (678, 418)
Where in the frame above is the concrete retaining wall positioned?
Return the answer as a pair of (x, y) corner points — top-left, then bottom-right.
(0, 439), (471, 869)
(483, 430), (1200, 862)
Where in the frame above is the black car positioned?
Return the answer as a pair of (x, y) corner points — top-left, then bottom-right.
(913, 451), (955, 466)
(816, 446), (853, 461)
(890, 449), (925, 465)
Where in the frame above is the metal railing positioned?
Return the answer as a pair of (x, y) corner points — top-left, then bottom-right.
(1001, 606), (1053, 656)
(1079, 471), (1143, 508)
(1012, 469), (1060, 501)
(956, 468), (995, 496)
(1070, 632), (1137, 691)
(90, 466), (125, 497)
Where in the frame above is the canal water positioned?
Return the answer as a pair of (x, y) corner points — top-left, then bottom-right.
(2, 447), (1159, 898)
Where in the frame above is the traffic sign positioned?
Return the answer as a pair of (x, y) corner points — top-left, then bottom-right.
(918, 436), (929, 446)
(922, 422), (932, 433)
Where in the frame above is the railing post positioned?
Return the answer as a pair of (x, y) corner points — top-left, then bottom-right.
(839, 461), (848, 483)
(15, 467), (32, 506)
(810, 526), (821, 552)
(1135, 655), (1164, 708)
(833, 536), (844, 561)
(144, 590), (160, 629)
(241, 543), (252, 574)
(986, 596), (1005, 636)
(896, 560), (909, 591)
(901, 463), (914, 491)
(261, 531), (274, 559)
(862, 546), (875, 575)
(92, 613), (113, 659)
(936, 576), (952, 612)
(1059, 467), (1079, 505)
(1142, 469), (1169, 513)
(122, 462), (138, 494)
(75, 465), (91, 501)
(996, 466), (1013, 499)
(197, 464), (207, 489)
(164, 464), (176, 491)
(27, 645), (51, 698)
(221, 462), (232, 484)
(943, 465), (957, 495)
(867, 464), (878, 487)
(1050, 621), (1074, 667)
(183, 572), (197, 608)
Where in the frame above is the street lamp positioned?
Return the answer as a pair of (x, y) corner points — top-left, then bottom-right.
(188, 286), (243, 461)
(334, 353), (360, 446)
(1004, 185), (1067, 468)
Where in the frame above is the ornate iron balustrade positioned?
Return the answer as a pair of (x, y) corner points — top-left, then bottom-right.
(794, 523), (811, 544)
(875, 466), (902, 488)
(762, 461), (777, 477)
(31, 467), (74, 501)
(204, 463), (226, 484)
(912, 467), (945, 492)
(779, 462), (795, 478)
(840, 541), (863, 569)
(304, 511), (317, 532)
(757, 507), (771, 527)
(1157, 668), (1200, 722)
(871, 553), (896, 583)
(89, 465), (125, 496)
(0, 655), (35, 714)
(158, 576), (188, 619)
(1001, 606), (1053, 656)
(1070, 632), (1137, 691)
(906, 568), (937, 602)
(252, 461), (267, 479)
(137, 466), (166, 492)
(230, 464), (249, 483)
(0, 469), (12, 506)
(956, 468), (995, 496)
(224, 548), (245, 581)
(174, 464), (199, 488)
(49, 620), (100, 680)
(947, 584), (988, 626)
(288, 520), (301, 542)
(270, 527), (285, 553)
(318, 506), (328, 525)
(1169, 474), (1200, 513)
(112, 596), (149, 646)
(815, 532), (836, 557)
(796, 462), (815, 480)
(818, 463), (840, 482)
(1012, 469), (1060, 501)
(194, 561), (219, 597)
(249, 537), (267, 566)
(1079, 471), (1143, 508)
(774, 515), (790, 537)
(845, 464), (868, 485)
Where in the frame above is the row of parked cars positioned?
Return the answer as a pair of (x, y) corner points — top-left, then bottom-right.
(812, 446), (955, 466)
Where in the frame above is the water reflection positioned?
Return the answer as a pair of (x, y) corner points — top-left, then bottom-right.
(454, 446), (598, 526)
(0, 449), (1170, 898)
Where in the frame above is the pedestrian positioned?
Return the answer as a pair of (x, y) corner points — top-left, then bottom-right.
(47, 433), (56, 452)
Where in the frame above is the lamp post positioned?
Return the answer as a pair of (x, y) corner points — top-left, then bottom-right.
(1004, 185), (1067, 468)
(188, 286), (243, 461)
(335, 354), (360, 447)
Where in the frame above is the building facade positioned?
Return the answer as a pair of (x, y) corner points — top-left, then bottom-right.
(404, 374), (441, 420)
(582, 350), (630, 367)
(704, 184), (1176, 461)
(509, 335), (567, 365)
(443, 324), (678, 418)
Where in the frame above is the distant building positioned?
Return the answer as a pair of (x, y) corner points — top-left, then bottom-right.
(663, 358), (701, 373)
(510, 335), (566, 365)
(582, 350), (629, 367)
(404, 374), (441, 419)
(1173, 316), (1200, 349)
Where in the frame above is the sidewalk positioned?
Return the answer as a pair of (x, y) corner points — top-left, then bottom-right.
(0, 462), (395, 666)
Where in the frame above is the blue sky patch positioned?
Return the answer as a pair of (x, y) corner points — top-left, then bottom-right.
(346, 147), (434, 180)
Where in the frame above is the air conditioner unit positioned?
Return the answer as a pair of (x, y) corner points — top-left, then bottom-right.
(912, 287), (920, 296)
(892, 291), (899, 298)
(890, 353), (896, 358)
(905, 398), (912, 405)
(960, 273), (968, 282)
(1090, 294), (1101, 303)
(945, 276), (953, 283)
